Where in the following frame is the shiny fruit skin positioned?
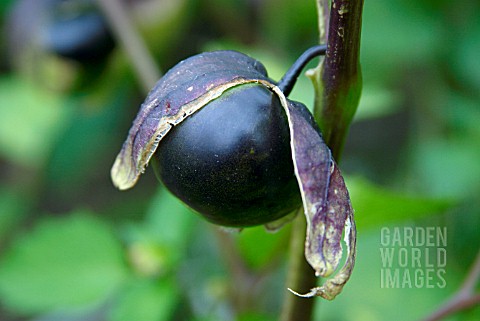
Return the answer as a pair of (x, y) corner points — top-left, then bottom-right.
(152, 84), (302, 227)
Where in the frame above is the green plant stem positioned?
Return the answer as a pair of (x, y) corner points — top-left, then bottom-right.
(281, 211), (318, 321)
(281, 1), (363, 320)
(311, 0), (364, 160)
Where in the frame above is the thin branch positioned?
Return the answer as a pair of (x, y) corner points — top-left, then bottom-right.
(97, 0), (161, 93)
(421, 249), (480, 321)
(213, 228), (260, 314)
(459, 248), (480, 296)
(422, 295), (480, 321)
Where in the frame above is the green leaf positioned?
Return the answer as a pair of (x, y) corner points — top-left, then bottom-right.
(0, 76), (71, 168)
(354, 85), (402, 121)
(122, 189), (195, 276)
(361, 0), (442, 82)
(144, 189), (195, 248)
(237, 224), (290, 270)
(411, 139), (480, 199)
(347, 176), (455, 230)
(238, 313), (276, 321)
(109, 279), (178, 321)
(45, 81), (134, 191)
(0, 0), (15, 16)
(0, 188), (30, 240)
(0, 211), (128, 314)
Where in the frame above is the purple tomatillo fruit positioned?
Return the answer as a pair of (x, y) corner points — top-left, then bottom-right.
(111, 46), (356, 300)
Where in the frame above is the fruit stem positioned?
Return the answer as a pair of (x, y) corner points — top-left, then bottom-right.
(277, 44), (327, 97)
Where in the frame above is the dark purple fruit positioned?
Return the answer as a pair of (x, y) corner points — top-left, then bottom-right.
(111, 45), (358, 300)
(37, 0), (115, 63)
(45, 11), (115, 63)
(151, 84), (302, 227)
(111, 46), (329, 228)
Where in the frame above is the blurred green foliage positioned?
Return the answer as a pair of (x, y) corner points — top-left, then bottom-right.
(0, 212), (127, 314)
(0, 0), (479, 321)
